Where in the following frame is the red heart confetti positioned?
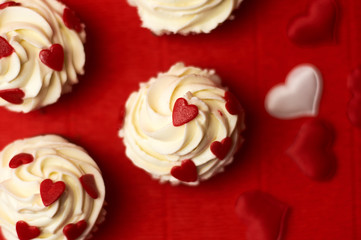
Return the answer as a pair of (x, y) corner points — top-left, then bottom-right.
(0, 1), (20, 10)
(9, 153), (33, 169)
(0, 36), (14, 59)
(235, 190), (289, 240)
(40, 179), (66, 207)
(63, 220), (87, 240)
(0, 88), (25, 104)
(210, 137), (232, 160)
(170, 159), (198, 182)
(39, 44), (64, 71)
(287, 0), (338, 46)
(172, 98), (199, 127)
(79, 174), (99, 199)
(16, 221), (40, 240)
(225, 91), (243, 115)
(347, 66), (361, 128)
(287, 119), (336, 181)
(63, 8), (83, 33)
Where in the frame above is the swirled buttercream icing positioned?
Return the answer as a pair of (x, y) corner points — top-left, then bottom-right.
(128, 0), (243, 35)
(0, 0), (86, 112)
(0, 135), (105, 240)
(119, 62), (245, 185)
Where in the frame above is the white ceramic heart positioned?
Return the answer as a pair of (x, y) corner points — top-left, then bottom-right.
(265, 64), (323, 119)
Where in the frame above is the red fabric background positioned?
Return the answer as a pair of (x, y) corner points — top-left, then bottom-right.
(0, 0), (360, 239)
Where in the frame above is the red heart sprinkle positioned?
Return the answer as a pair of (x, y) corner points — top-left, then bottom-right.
(63, 8), (83, 33)
(287, 119), (336, 181)
(235, 190), (289, 240)
(347, 66), (361, 128)
(210, 137), (232, 160)
(40, 179), (66, 207)
(63, 220), (87, 240)
(287, 0), (338, 46)
(79, 174), (99, 199)
(0, 1), (20, 10)
(225, 91), (243, 115)
(0, 36), (14, 59)
(9, 153), (33, 168)
(0, 88), (25, 104)
(39, 44), (64, 71)
(16, 221), (40, 240)
(170, 159), (198, 182)
(172, 98), (199, 127)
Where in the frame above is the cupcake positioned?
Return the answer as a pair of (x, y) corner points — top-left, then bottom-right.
(0, 0), (86, 113)
(127, 0), (243, 35)
(0, 135), (105, 240)
(119, 62), (245, 185)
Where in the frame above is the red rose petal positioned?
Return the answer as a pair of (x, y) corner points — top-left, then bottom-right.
(16, 221), (40, 240)
(79, 174), (99, 199)
(210, 137), (232, 160)
(170, 159), (198, 182)
(225, 91), (243, 115)
(172, 98), (199, 127)
(0, 36), (14, 59)
(347, 66), (361, 128)
(0, 88), (25, 104)
(235, 190), (289, 240)
(287, 119), (336, 181)
(63, 220), (87, 240)
(287, 0), (338, 46)
(40, 179), (66, 207)
(39, 44), (64, 71)
(9, 153), (33, 168)
(63, 8), (83, 33)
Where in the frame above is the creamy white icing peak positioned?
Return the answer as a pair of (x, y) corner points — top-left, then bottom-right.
(119, 62), (245, 185)
(128, 0), (243, 35)
(0, 135), (105, 240)
(0, 0), (85, 112)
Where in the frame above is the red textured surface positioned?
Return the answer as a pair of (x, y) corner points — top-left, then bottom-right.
(0, 0), (360, 239)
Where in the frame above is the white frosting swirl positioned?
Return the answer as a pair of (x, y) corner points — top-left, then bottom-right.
(128, 0), (243, 35)
(0, 0), (85, 112)
(119, 62), (245, 185)
(0, 135), (105, 240)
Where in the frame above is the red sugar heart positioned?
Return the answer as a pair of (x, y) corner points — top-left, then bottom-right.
(40, 179), (66, 207)
(210, 137), (232, 160)
(9, 153), (33, 168)
(287, 0), (338, 46)
(172, 98), (199, 127)
(235, 190), (289, 240)
(63, 220), (87, 240)
(287, 119), (336, 181)
(347, 66), (361, 128)
(39, 44), (64, 71)
(79, 174), (99, 199)
(0, 36), (14, 59)
(0, 1), (20, 10)
(63, 8), (83, 33)
(0, 88), (25, 104)
(170, 159), (198, 182)
(16, 221), (40, 240)
(225, 91), (243, 115)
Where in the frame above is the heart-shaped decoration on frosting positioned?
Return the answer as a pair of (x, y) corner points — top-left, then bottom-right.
(16, 221), (40, 240)
(210, 137), (232, 160)
(0, 36), (14, 59)
(287, 0), (338, 46)
(9, 153), (34, 168)
(265, 64), (323, 119)
(63, 8), (83, 33)
(63, 220), (87, 240)
(0, 1), (20, 10)
(172, 98), (199, 127)
(225, 91), (243, 115)
(39, 44), (64, 71)
(170, 159), (198, 182)
(0, 88), (25, 104)
(79, 174), (99, 199)
(40, 179), (66, 207)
